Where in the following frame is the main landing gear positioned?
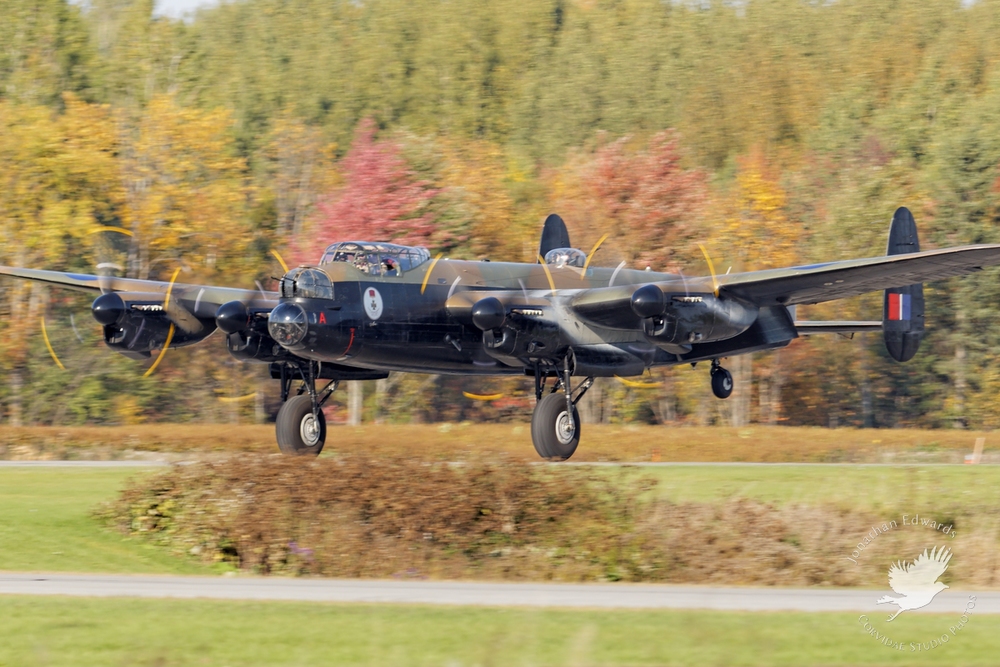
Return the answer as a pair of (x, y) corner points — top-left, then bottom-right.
(710, 359), (733, 399)
(275, 362), (337, 456)
(530, 357), (594, 461)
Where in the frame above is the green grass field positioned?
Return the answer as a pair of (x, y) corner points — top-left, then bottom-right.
(635, 464), (1000, 512)
(0, 596), (996, 667)
(0, 467), (215, 574)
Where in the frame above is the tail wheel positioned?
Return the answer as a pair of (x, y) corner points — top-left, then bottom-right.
(276, 394), (326, 456)
(711, 366), (734, 399)
(531, 392), (581, 461)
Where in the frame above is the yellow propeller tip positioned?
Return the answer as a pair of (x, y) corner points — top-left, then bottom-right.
(270, 249), (290, 274)
(420, 253), (445, 295)
(40, 317), (67, 371)
(218, 392), (259, 403)
(143, 323), (175, 378)
(614, 375), (663, 389)
(697, 242), (720, 296)
(537, 255), (557, 293)
(462, 392), (505, 401)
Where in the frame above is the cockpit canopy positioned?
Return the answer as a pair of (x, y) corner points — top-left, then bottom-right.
(544, 247), (587, 269)
(320, 241), (431, 277)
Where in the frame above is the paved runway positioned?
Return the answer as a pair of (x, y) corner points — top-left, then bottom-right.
(1, 573), (995, 612)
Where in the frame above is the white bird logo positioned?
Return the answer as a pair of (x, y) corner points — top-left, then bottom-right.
(877, 546), (952, 621)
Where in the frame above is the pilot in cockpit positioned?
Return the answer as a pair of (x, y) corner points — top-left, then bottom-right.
(381, 257), (398, 276)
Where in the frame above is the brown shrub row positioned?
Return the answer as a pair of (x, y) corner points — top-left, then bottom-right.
(99, 456), (1000, 586)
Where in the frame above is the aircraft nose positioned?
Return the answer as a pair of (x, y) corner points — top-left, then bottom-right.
(268, 302), (308, 346)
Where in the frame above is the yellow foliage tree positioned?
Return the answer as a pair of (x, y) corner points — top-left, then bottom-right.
(718, 153), (800, 272)
(437, 139), (525, 261)
(262, 111), (339, 240)
(0, 95), (124, 423)
(115, 94), (253, 281)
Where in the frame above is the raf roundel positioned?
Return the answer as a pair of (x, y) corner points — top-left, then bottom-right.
(364, 286), (384, 320)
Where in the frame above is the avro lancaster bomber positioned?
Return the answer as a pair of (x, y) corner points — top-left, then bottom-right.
(1, 208), (995, 460)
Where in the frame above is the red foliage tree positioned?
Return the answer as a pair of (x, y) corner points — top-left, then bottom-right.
(586, 131), (707, 271)
(301, 119), (438, 262)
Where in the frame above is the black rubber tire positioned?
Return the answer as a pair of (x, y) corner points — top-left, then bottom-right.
(530, 392), (581, 461)
(711, 367), (734, 399)
(275, 394), (326, 456)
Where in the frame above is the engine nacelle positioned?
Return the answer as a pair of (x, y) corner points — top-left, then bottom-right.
(102, 311), (215, 359)
(643, 294), (758, 351)
(93, 292), (215, 359)
(482, 307), (562, 365)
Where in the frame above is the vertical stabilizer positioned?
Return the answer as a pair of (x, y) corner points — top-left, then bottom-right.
(538, 214), (571, 262)
(883, 207), (925, 362)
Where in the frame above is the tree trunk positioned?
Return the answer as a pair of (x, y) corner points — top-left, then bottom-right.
(347, 381), (363, 426)
(374, 378), (387, 424)
(254, 389), (265, 425)
(767, 349), (785, 426)
(8, 371), (23, 427)
(729, 355), (752, 427)
(954, 309), (967, 429)
(860, 339), (873, 428)
(954, 343), (967, 429)
(578, 378), (602, 424)
(654, 373), (677, 424)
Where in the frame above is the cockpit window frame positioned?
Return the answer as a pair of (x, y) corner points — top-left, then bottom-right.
(320, 241), (431, 276)
(544, 247), (587, 269)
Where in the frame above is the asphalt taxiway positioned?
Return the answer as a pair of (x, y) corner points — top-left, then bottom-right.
(1, 573), (996, 612)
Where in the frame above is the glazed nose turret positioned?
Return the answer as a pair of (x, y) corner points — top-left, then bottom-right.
(268, 302), (308, 347)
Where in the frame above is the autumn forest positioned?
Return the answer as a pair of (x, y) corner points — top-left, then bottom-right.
(3, 0), (1000, 430)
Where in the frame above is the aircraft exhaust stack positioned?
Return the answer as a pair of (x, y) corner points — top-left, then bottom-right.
(883, 207), (925, 362)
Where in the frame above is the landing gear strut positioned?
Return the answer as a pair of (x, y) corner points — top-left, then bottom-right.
(275, 362), (338, 456)
(710, 359), (733, 399)
(530, 356), (593, 461)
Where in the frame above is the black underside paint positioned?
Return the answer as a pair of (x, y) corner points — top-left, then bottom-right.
(279, 280), (792, 377)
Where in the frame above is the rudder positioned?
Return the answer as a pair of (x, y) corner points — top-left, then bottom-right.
(538, 214), (571, 262)
(883, 206), (925, 362)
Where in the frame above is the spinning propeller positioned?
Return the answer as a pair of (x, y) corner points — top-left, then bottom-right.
(39, 227), (273, 378)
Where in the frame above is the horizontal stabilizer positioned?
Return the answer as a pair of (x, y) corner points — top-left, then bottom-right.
(795, 321), (882, 335)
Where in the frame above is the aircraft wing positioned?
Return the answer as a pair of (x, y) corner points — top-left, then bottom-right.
(570, 244), (1000, 328)
(0, 266), (276, 319)
(715, 244), (1000, 306)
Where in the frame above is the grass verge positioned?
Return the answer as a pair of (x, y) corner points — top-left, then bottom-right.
(635, 464), (1000, 512)
(0, 468), (215, 574)
(1, 596), (997, 666)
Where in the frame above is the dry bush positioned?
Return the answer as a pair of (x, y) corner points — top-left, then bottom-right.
(99, 455), (652, 581)
(98, 456), (997, 585)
